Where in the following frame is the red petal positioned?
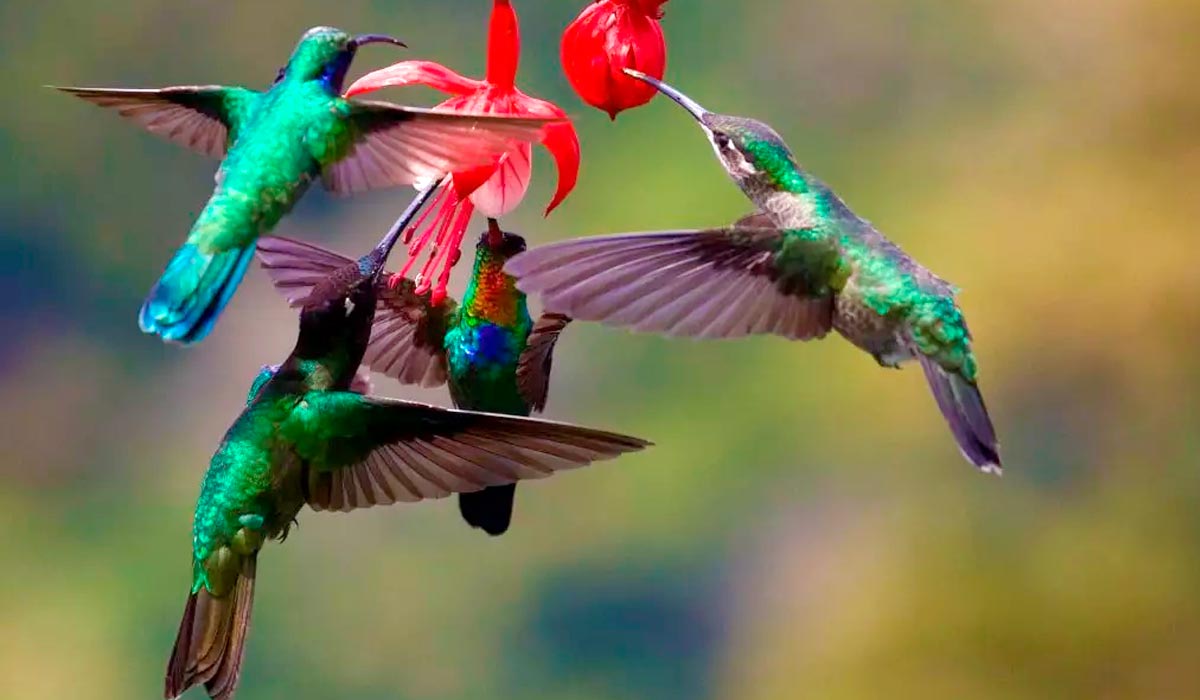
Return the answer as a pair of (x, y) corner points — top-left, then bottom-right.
(561, 3), (612, 109)
(561, 0), (668, 118)
(470, 144), (532, 217)
(485, 0), (521, 90)
(452, 163), (499, 199)
(511, 94), (579, 214)
(629, 0), (669, 19)
(344, 61), (482, 98)
(539, 122), (580, 214)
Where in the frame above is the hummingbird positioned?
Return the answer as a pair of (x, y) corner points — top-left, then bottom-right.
(165, 187), (649, 700)
(256, 218), (574, 536)
(246, 362), (373, 404)
(54, 25), (558, 344)
(505, 69), (1000, 473)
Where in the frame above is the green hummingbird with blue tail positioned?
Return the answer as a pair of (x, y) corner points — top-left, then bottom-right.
(257, 219), (575, 536)
(166, 189), (649, 700)
(506, 70), (1001, 473)
(54, 25), (557, 344)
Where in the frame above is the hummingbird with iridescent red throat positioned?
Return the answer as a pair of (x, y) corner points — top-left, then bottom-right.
(506, 69), (1001, 473)
(54, 26), (557, 344)
(166, 187), (648, 700)
(257, 218), (575, 536)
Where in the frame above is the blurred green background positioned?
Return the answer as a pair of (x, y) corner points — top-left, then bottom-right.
(3, 1), (1199, 698)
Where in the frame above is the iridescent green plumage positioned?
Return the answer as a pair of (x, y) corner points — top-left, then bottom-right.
(257, 224), (573, 535)
(169, 193), (647, 700)
(444, 233), (535, 415)
(442, 230), (540, 536)
(507, 72), (1000, 472)
(55, 26), (556, 344)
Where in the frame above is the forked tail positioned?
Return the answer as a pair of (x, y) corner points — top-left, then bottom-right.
(917, 354), (1002, 474)
(165, 555), (258, 700)
(139, 242), (254, 344)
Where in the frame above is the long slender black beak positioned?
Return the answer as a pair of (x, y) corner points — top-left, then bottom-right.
(624, 68), (709, 123)
(368, 177), (444, 280)
(350, 33), (407, 50)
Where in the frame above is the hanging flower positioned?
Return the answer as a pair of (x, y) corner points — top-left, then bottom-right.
(561, 0), (669, 119)
(345, 0), (580, 305)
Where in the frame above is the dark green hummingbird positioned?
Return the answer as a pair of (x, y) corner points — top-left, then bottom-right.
(54, 26), (556, 344)
(506, 70), (1000, 473)
(256, 219), (574, 536)
(166, 188), (649, 700)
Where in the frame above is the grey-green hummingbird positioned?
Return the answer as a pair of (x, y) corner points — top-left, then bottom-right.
(507, 70), (1000, 473)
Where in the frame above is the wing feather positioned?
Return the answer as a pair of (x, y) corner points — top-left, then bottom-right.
(54, 85), (256, 157)
(507, 229), (835, 341)
(293, 392), (649, 513)
(516, 313), (571, 412)
(323, 103), (558, 196)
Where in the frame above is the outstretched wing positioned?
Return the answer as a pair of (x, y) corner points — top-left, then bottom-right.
(516, 313), (571, 412)
(256, 237), (455, 387)
(255, 236), (354, 307)
(505, 227), (836, 341)
(362, 277), (456, 388)
(323, 102), (559, 196)
(54, 85), (258, 157)
(733, 211), (776, 229)
(285, 391), (650, 512)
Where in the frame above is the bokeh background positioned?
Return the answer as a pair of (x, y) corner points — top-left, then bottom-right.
(3, 0), (1199, 698)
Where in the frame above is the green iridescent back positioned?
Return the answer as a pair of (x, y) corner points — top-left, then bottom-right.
(726, 118), (979, 379)
(189, 393), (292, 591)
(188, 31), (359, 254)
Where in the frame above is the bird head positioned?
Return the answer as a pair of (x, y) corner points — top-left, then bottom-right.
(624, 69), (801, 194)
(477, 220), (528, 261)
(283, 26), (406, 93)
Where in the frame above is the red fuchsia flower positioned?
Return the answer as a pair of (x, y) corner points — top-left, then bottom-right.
(345, 0), (580, 304)
(561, 0), (669, 119)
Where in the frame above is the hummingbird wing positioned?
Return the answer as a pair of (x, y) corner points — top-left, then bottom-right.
(348, 367), (374, 396)
(256, 236), (456, 387)
(363, 277), (456, 388)
(733, 211), (777, 229)
(516, 313), (572, 413)
(322, 101), (558, 196)
(505, 228), (835, 341)
(288, 391), (650, 513)
(255, 236), (357, 307)
(53, 85), (258, 157)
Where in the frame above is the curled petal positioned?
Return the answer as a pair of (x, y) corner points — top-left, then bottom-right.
(344, 60), (483, 98)
(538, 121), (580, 214)
(511, 93), (580, 214)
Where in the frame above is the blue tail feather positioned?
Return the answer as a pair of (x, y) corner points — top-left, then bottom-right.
(139, 243), (255, 344)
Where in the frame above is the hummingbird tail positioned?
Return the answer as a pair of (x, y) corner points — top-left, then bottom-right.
(164, 555), (257, 700)
(917, 354), (1002, 474)
(458, 484), (517, 536)
(140, 242), (255, 344)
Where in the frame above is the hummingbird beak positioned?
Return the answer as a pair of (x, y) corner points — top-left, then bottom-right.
(623, 69), (709, 123)
(349, 34), (407, 50)
(369, 178), (444, 280)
